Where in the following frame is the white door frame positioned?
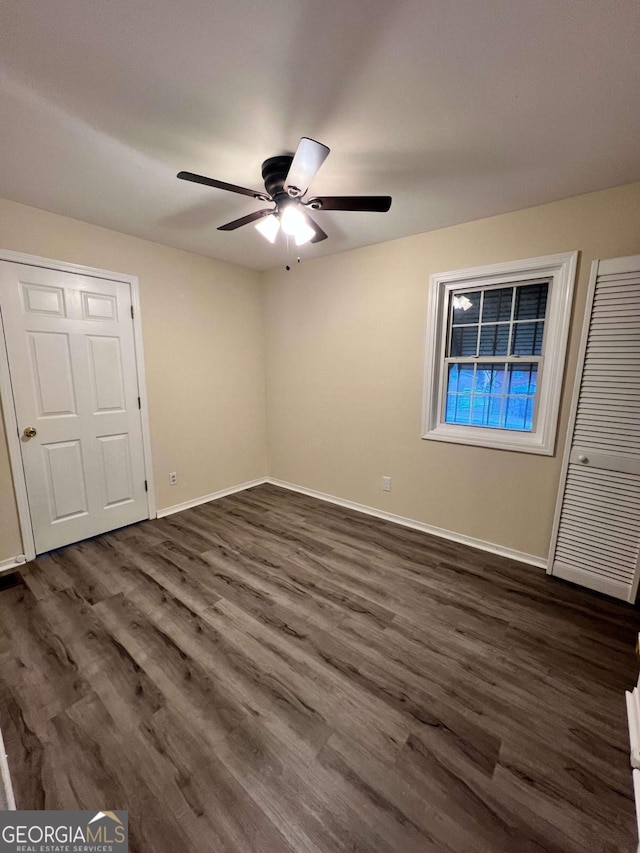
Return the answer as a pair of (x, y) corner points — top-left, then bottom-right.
(0, 249), (156, 565)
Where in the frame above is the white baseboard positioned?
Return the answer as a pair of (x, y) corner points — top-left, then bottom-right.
(0, 555), (28, 575)
(266, 477), (547, 569)
(154, 474), (546, 569)
(156, 477), (269, 518)
(0, 725), (16, 810)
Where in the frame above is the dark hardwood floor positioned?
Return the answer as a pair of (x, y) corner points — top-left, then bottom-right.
(1, 483), (639, 852)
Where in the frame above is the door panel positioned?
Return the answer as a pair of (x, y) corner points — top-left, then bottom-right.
(81, 291), (118, 321)
(43, 439), (89, 520)
(28, 332), (77, 416)
(98, 434), (134, 508)
(0, 261), (149, 553)
(87, 336), (126, 412)
(550, 255), (640, 601)
(22, 282), (66, 316)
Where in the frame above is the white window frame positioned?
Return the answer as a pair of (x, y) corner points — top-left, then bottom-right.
(422, 252), (578, 455)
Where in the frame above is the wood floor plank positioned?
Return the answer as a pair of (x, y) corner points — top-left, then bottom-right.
(214, 716), (406, 853)
(0, 585), (91, 736)
(0, 670), (45, 810)
(101, 702), (296, 853)
(318, 732), (493, 853)
(92, 592), (248, 747)
(100, 533), (223, 613)
(204, 598), (412, 763)
(395, 727), (581, 853)
(43, 692), (194, 853)
(0, 483), (639, 852)
(201, 545), (349, 631)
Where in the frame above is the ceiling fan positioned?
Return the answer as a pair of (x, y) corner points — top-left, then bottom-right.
(177, 137), (392, 246)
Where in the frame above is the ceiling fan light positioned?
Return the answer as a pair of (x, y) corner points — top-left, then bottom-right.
(294, 219), (315, 246)
(280, 205), (315, 246)
(255, 214), (280, 243)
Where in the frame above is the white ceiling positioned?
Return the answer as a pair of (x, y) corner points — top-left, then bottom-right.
(1, 0), (639, 271)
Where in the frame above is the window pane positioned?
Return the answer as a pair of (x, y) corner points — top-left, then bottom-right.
(447, 363), (474, 393)
(445, 362), (537, 431)
(445, 393), (457, 422)
(469, 395), (505, 427)
(512, 321), (544, 355)
(508, 363), (538, 395)
(446, 393), (472, 424)
(514, 282), (548, 320)
(525, 396), (535, 429)
(488, 395), (504, 427)
(445, 365), (473, 425)
(479, 324), (509, 356)
(451, 291), (480, 324)
(504, 395), (534, 431)
(471, 395), (491, 425)
(482, 287), (513, 322)
(449, 325), (478, 356)
(475, 363), (505, 394)
(503, 363), (537, 431)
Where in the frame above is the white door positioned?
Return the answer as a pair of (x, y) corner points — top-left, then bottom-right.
(549, 255), (640, 602)
(0, 261), (149, 554)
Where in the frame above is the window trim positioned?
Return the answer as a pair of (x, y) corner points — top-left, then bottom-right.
(422, 252), (578, 455)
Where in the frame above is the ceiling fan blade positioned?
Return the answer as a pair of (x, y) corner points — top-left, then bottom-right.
(284, 138), (330, 197)
(217, 209), (274, 231)
(301, 211), (328, 243)
(306, 195), (392, 212)
(178, 171), (270, 201)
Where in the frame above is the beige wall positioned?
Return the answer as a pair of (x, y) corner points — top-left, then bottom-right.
(264, 182), (640, 560)
(0, 199), (266, 563)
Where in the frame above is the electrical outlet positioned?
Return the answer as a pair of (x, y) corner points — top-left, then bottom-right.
(169, 472), (178, 486)
(382, 476), (391, 492)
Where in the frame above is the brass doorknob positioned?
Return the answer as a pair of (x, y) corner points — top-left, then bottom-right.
(23, 426), (37, 438)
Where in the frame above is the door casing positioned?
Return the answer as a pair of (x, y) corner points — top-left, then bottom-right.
(0, 249), (156, 567)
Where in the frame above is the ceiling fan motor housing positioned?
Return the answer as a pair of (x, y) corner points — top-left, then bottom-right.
(262, 155), (295, 199)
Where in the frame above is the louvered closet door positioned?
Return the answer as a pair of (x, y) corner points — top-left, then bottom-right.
(549, 255), (640, 602)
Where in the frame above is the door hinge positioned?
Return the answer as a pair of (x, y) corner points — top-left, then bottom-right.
(144, 480), (148, 492)
(137, 396), (141, 409)
(130, 305), (134, 319)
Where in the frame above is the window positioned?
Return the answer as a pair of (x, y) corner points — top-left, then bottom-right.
(446, 280), (547, 431)
(422, 252), (577, 454)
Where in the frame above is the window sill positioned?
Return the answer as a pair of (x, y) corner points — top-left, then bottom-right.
(422, 424), (555, 455)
